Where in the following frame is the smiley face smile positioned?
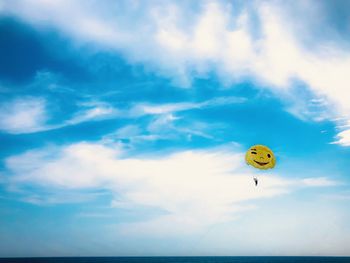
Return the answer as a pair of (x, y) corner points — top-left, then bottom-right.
(254, 160), (269, 166)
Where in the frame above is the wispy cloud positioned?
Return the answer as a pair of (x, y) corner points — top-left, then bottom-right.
(19, 191), (105, 205)
(99, 96), (244, 144)
(330, 119), (350, 147)
(66, 101), (120, 125)
(300, 177), (339, 187)
(332, 129), (350, 147)
(129, 96), (246, 116)
(0, 97), (47, 134)
(283, 93), (335, 122)
(0, 97), (119, 134)
(0, 94), (243, 135)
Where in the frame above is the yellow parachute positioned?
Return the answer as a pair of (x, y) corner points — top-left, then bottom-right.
(245, 144), (276, 170)
(246, 145), (276, 186)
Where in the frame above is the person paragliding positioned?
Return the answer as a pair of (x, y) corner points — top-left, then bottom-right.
(253, 177), (258, 186)
(245, 144), (276, 186)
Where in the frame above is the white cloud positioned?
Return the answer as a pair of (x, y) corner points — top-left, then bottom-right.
(129, 96), (246, 116)
(146, 113), (178, 133)
(113, 125), (141, 138)
(5, 142), (338, 234)
(300, 177), (339, 187)
(20, 191), (104, 205)
(0, 97), (121, 134)
(101, 96), (243, 144)
(4, 0), (350, 144)
(332, 128), (350, 147)
(0, 97), (47, 134)
(66, 101), (120, 125)
(284, 96), (334, 122)
(0, 93), (243, 135)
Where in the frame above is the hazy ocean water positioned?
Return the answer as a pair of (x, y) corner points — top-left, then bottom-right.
(0, 257), (349, 263)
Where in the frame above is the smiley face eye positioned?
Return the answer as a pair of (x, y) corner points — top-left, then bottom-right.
(267, 153), (271, 158)
(251, 151), (257, 154)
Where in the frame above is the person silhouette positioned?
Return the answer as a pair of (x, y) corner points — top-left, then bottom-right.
(254, 177), (258, 186)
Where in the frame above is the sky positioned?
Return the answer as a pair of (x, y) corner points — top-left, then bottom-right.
(1, 0), (350, 257)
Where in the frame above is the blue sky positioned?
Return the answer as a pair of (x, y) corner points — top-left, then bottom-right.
(1, 0), (350, 257)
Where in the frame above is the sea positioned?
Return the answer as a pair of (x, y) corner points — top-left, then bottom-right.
(0, 257), (349, 263)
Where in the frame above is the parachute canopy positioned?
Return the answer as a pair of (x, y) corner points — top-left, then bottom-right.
(245, 144), (276, 170)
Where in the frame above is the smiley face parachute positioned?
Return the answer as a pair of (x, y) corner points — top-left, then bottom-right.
(245, 144), (276, 170)
(245, 144), (276, 186)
